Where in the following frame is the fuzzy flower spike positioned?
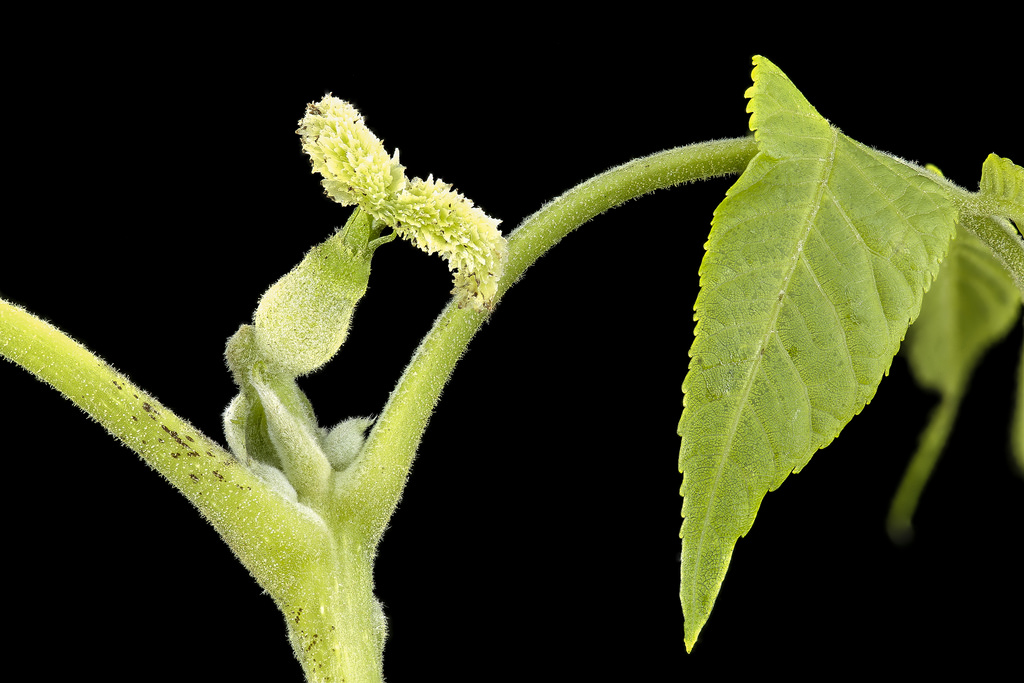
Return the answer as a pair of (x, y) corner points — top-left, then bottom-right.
(298, 95), (507, 310)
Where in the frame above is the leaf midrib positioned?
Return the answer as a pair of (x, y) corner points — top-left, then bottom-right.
(688, 127), (839, 601)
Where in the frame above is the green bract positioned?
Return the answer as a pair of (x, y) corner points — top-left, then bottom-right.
(251, 208), (391, 377)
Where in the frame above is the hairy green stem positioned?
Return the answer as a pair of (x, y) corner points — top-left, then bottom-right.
(355, 136), (758, 546)
(0, 298), (353, 679)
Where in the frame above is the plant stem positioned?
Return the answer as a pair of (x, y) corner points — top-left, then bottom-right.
(280, 524), (384, 682)
(0, 298), (382, 682)
(0, 299), (324, 570)
(885, 389), (963, 544)
(354, 136), (758, 546)
(0, 296), (352, 675)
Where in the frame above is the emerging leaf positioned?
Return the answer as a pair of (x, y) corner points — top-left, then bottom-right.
(979, 154), (1024, 240)
(677, 55), (957, 650)
(980, 153), (1023, 208)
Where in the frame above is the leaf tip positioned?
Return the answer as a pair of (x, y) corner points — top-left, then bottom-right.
(681, 562), (714, 654)
(683, 627), (700, 654)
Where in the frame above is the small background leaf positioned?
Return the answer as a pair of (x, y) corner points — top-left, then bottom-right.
(888, 226), (1021, 542)
(677, 56), (957, 650)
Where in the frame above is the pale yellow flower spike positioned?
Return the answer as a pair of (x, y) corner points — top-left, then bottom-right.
(298, 95), (507, 311)
(393, 176), (506, 310)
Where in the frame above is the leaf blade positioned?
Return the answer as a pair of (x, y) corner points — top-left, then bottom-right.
(678, 55), (957, 650)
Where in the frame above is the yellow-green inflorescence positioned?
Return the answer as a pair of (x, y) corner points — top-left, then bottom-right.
(298, 95), (508, 311)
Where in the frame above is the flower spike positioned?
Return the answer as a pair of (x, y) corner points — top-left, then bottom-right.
(298, 95), (507, 310)
(297, 97), (406, 218)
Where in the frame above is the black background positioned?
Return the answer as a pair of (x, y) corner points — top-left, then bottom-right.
(3, 19), (1021, 680)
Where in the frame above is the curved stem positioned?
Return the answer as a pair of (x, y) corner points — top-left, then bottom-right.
(0, 299), (389, 682)
(0, 299), (327, 572)
(354, 136), (758, 546)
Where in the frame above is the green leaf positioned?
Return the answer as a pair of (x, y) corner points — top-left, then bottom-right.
(677, 55), (957, 650)
(888, 226), (1021, 542)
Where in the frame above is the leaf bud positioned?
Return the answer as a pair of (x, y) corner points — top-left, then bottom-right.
(321, 416), (374, 471)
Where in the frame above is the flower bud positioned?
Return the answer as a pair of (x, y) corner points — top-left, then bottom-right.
(253, 209), (392, 376)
